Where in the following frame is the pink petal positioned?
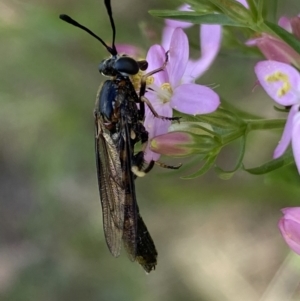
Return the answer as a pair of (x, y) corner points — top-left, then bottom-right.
(183, 25), (222, 82)
(161, 26), (174, 50)
(292, 111), (300, 173)
(254, 60), (300, 106)
(146, 44), (169, 86)
(290, 16), (300, 40)
(165, 4), (194, 29)
(281, 207), (300, 222)
(279, 217), (300, 255)
(236, 0), (249, 8)
(278, 16), (292, 33)
(144, 104), (172, 162)
(150, 132), (194, 157)
(167, 28), (189, 87)
(171, 84), (220, 115)
(115, 44), (141, 57)
(248, 34), (300, 67)
(273, 106), (298, 158)
(144, 147), (161, 162)
(245, 38), (257, 46)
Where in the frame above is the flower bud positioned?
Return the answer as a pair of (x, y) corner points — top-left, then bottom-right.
(150, 131), (220, 157)
(290, 16), (300, 40)
(246, 33), (300, 68)
(278, 15), (300, 40)
(278, 207), (300, 255)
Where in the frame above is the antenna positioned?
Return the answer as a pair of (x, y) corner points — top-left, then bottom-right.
(59, 0), (118, 56)
(104, 0), (117, 56)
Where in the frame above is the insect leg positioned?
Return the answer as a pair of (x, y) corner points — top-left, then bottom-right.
(140, 95), (180, 122)
(138, 52), (180, 122)
(131, 122), (154, 177)
(139, 51), (169, 100)
(155, 161), (182, 170)
(131, 153), (156, 178)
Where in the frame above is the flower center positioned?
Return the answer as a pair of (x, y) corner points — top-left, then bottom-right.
(265, 71), (291, 97)
(146, 75), (154, 85)
(159, 83), (173, 104)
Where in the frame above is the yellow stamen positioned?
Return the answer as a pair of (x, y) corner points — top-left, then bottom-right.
(146, 76), (154, 85)
(265, 71), (291, 97)
(160, 83), (173, 104)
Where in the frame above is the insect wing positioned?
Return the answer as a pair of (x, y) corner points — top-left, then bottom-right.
(118, 92), (157, 272)
(136, 212), (157, 273)
(118, 104), (138, 261)
(94, 89), (125, 257)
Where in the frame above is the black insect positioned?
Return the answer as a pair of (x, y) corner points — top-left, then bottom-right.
(59, 0), (179, 272)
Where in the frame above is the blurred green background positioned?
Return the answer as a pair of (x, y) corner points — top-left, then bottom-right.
(1, 0), (300, 300)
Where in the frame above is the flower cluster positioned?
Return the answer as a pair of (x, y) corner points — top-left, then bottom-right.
(122, 2), (300, 258)
(143, 5), (221, 162)
(279, 207), (300, 255)
(251, 14), (300, 254)
(255, 60), (300, 173)
(252, 14), (300, 174)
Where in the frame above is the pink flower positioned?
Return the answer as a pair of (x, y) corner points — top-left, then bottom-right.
(150, 132), (196, 157)
(278, 15), (300, 40)
(236, 0), (249, 8)
(150, 131), (220, 157)
(278, 16), (293, 33)
(115, 44), (143, 58)
(279, 207), (300, 255)
(254, 60), (300, 172)
(162, 4), (222, 82)
(142, 4), (222, 162)
(247, 14), (300, 68)
(246, 34), (300, 68)
(144, 28), (220, 162)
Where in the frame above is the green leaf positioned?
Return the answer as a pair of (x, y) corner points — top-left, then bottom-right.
(268, 0), (278, 22)
(149, 10), (242, 26)
(265, 20), (300, 53)
(257, 0), (263, 20)
(243, 149), (294, 174)
(208, 0), (252, 24)
(186, 0), (217, 11)
(246, 0), (258, 21)
(181, 154), (217, 179)
(214, 136), (246, 179)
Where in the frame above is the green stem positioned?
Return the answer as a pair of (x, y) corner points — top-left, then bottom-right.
(246, 118), (286, 131)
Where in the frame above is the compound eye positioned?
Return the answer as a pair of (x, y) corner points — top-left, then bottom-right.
(114, 56), (139, 75)
(98, 59), (106, 73)
(137, 60), (148, 71)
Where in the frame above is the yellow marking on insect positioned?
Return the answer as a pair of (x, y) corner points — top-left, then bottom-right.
(130, 129), (136, 140)
(130, 71), (143, 91)
(265, 71), (291, 97)
(131, 166), (145, 177)
(130, 72), (154, 91)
